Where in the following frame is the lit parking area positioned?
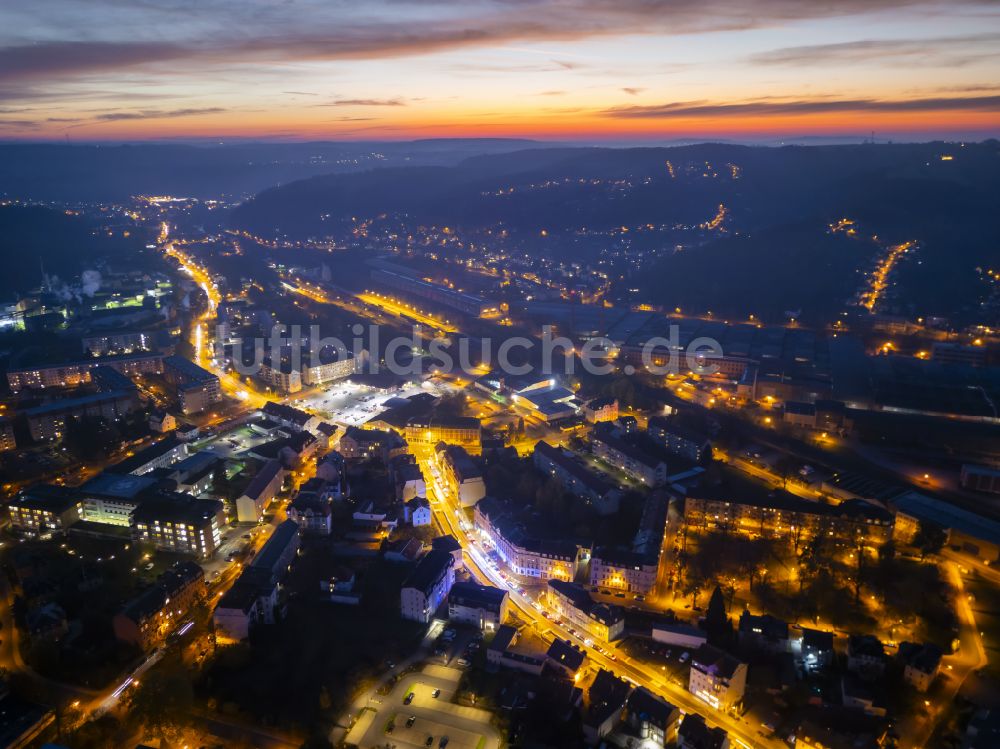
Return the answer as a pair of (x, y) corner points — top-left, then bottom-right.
(295, 380), (437, 425)
(353, 664), (498, 749)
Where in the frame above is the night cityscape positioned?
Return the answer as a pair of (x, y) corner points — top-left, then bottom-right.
(0, 2), (999, 748)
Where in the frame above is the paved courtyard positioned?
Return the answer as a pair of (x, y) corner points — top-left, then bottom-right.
(345, 663), (498, 749)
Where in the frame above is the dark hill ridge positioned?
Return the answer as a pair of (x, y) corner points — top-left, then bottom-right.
(0, 139), (542, 202)
(229, 140), (1000, 324)
(232, 141), (1000, 236)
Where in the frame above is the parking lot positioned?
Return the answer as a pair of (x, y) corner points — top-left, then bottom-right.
(295, 380), (437, 427)
(347, 662), (498, 749)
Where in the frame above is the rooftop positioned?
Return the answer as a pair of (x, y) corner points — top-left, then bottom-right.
(164, 354), (217, 383)
(546, 638), (586, 672)
(262, 400), (314, 426)
(402, 549), (454, 595)
(448, 581), (508, 612)
(250, 519), (300, 574)
(242, 459), (284, 501)
(893, 491), (1000, 546)
(691, 644), (744, 680)
(82, 472), (157, 500)
(132, 495), (223, 526)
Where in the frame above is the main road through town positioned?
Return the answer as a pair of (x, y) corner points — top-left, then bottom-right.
(417, 448), (784, 749)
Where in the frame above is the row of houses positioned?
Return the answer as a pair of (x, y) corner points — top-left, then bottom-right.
(533, 440), (621, 515)
(213, 519), (301, 641)
(473, 497), (582, 582)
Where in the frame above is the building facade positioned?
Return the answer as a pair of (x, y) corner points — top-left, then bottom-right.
(400, 550), (455, 623)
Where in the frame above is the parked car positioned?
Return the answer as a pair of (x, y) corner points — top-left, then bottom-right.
(432, 689), (441, 699)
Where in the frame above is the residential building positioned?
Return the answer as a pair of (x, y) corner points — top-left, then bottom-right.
(400, 550), (455, 623)
(738, 611), (790, 653)
(448, 581), (508, 631)
(236, 459), (285, 523)
(647, 416), (712, 462)
(81, 330), (154, 356)
(404, 415), (482, 452)
(148, 410), (177, 433)
(799, 627), (835, 672)
(163, 355), (220, 414)
(109, 434), (189, 475)
(287, 490), (332, 535)
(316, 421), (339, 449)
(0, 416), (15, 452)
(261, 401), (320, 433)
(474, 497), (581, 581)
(437, 443), (486, 507)
(583, 669), (631, 744)
(213, 520), (301, 641)
(546, 639), (586, 678)
(898, 642), (942, 693)
(847, 634), (886, 679)
(547, 579), (625, 642)
(689, 644), (748, 711)
(339, 425), (407, 460)
(591, 427), (666, 486)
(393, 460), (426, 502)
(213, 579), (279, 642)
(533, 440), (621, 515)
(677, 714), (729, 749)
(590, 547), (658, 594)
(684, 490), (894, 547)
(6, 351), (163, 393)
(626, 687), (680, 748)
(250, 519), (301, 583)
(8, 486), (83, 536)
(405, 496), (432, 527)
(431, 534), (464, 569)
(131, 495), (225, 558)
(841, 675), (887, 716)
(25, 389), (140, 441)
(583, 396), (618, 424)
(112, 561), (204, 650)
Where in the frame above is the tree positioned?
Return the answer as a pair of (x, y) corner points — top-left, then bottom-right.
(914, 520), (947, 559)
(126, 665), (194, 742)
(704, 585), (731, 646)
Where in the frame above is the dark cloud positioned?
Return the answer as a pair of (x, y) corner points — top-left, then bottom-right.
(0, 41), (188, 82)
(4, 0), (995, 85)
(603, 95), (1000, 118)
(621, 87), (645, 95)
(321, 98), (406, 107)
(750, 33), (1000, 67)
(94, 107), (226, 121)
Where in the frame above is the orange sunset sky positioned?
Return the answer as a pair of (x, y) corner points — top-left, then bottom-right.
(2, 0), (1000, 142)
